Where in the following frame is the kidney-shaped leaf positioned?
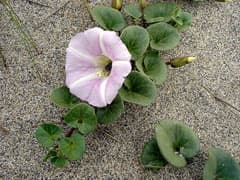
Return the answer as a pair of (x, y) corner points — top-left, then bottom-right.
(59, 133), (85, 160)
(35, 124), (62, 148)
(64, 103), (97, 135)
(92, 5), (126, 31)
(155, 119), (200, 167)
(51, 156), (68, 168)
(174, 12), (192, 31)
(147, 22), (180, 51)
(51, 86), (79, 108)
(136, 51), (168, 85)
(120, 26), (149, 60)
(203, 148), (240, 180)
(96, 95), (124, 124)
(124, 4), (142, 19)
(141, 138), (168, 170)
(119, 71), (157, 106)
(144, 2), (180, 23)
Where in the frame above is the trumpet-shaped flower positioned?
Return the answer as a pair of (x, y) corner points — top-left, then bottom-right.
(65, 27), (131, 107)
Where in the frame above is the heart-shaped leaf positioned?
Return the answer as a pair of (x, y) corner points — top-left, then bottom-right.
(51, 86), (79, 108)
(96, 95), (124, 124)
(174, 12), (192, 31)
(64, 103), (97, 135)
(144, 2), (180, 23)
(124, 4), (142, 19)
(203, 148), (240, 180)
(92, 5), (126, 31)
(59, 133), (85, 160)
(50, 156), (68, 168)
(155, 120), (200, 167)
(147, 22), (180, 51)
(141, 138), (168, 169)
(136, 51), (168, 85)
(119, 71), (157, 106)
(120, 26), (149, 60)
(35, 124), (62, 148)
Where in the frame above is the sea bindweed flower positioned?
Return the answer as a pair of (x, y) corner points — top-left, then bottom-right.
(65, 27), (132, 107)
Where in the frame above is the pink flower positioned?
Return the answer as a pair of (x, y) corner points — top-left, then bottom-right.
(65, 27), (132, 107)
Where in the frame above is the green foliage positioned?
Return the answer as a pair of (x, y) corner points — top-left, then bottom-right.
(64, 103), (97, 135)
(155, 120), (200, 167)
(92, 5), (126, 31)
(147, 22), (180, 51)
(119, 71), (157, 106)
(136, 51), (168, 85)
(96, 95), (124, 124)
(120, 25), (149, 60)
(51, 86), (79, 108)
(141, 138), (168, 169)
(59, 133), (85, 160)
(203, 148), (240, 180)
(124, 4), (142, 19)
(144, 2), (180, 23)
(174, 12), (192, 31)
(35, 124), (62, 148)
(50, 156), (68, 168)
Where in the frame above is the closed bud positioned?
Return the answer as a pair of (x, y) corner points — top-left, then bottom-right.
(138, 0), (147, 9)
(170, 56), (197, 68)
(112, 0), (123, 10)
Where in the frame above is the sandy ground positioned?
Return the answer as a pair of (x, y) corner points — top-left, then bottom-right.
(0, 0), (239, 179)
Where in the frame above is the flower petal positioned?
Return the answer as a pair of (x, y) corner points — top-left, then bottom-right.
(69, 27), (104, 58)
(99, 31), (131, 61)
(87, 78), (108, 107)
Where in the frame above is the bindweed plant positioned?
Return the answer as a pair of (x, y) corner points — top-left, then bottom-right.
(35, 1), (196, 168)
(141, 120), (200, 169)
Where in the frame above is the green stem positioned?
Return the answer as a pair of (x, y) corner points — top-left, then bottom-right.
(82, 0), (93, 21)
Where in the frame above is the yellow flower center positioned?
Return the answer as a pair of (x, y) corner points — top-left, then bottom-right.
(96, 55), (112, 77)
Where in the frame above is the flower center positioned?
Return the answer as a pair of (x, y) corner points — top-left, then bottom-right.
(96, 55), (112, 77)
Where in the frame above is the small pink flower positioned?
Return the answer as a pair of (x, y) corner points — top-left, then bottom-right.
(65, 27), (131, 107)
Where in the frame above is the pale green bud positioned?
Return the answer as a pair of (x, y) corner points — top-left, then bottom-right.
(138, 0), (147, 9)
(170, 56), (197, 68)
(112, 0), (123, 10)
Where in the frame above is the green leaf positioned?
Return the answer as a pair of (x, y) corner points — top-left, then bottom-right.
(155, 120), (200, 167)
(119, 71), (157, 106)
(51, 86), (79, 108)
(136, 51), (168, 85)
(92, 5), (126, 31)
(35, 124), (62, 148)
(144, 2), (180, 23)
(147, 22), (180, 51)
(59, 133), (85, 160)
(50, 156), (68, 168)
(174, 12), (192, 31)
(141, 138), (168, 169)
(203, 148), (240, 180)
(120, 25), (149, 60)
(124, 4), (142, 19)
(64, 103), (97, 135)
(44, 150), (57, 162)
(96, 95), (124, 124)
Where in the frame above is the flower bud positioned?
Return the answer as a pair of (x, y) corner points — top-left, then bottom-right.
(112, 0), (123, 10)
(170, 56), (197, 68)
(138, 0), (147, 9)
(215, 0), (232, 2)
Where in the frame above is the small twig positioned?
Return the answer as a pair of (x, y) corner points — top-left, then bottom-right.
(102, 130), (120, 142)
(25, 0), (51, 8)
(65, 127), (75, 137)
(34, 1), (70, 29)
(0, 46), (7, 68)
(201, 85), (240, 113)
(82, 0), (93, 21)
(2, 0), (40, 55)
